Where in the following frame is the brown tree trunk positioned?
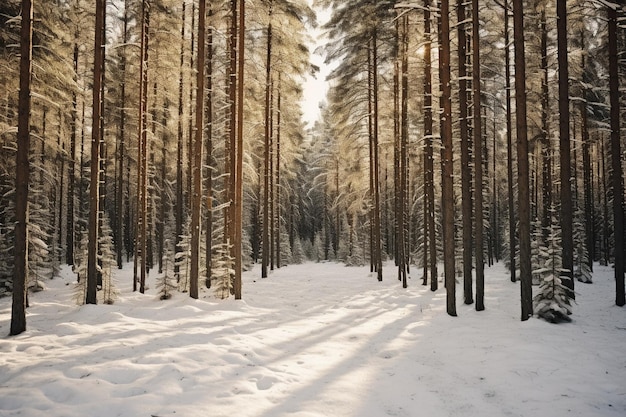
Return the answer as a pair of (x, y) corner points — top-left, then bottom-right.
(11, 0), (33, 335)
(190, 0), (207, 299)
(423, 0), (438, 291)
(373, 30), (382, 281)
(175, 1), (186, 281)
(87, 0), (106, 304)
(503, 0), (516, 283)
(472, 0), (485, 311)
(440, 0), (457, 316)
(262, 4), (272, 279)
(458, 0), (473, 305)
(608, 5), (625, 306)
(513, 0), (533, 320)
(558, 0), (574, 299)
(233, 0), (245, 299)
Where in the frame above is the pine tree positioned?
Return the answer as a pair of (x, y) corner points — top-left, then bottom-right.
(533, 213), (573, 323)
(157, 240), (177, 300)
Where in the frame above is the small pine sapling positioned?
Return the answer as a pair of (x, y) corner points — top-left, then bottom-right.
(533, 214), (573, 323)
(156, 240), (177, 300)
(98, 216), (118, 304)
(213, 241), (234, 299)
(573, 208), (592, 283)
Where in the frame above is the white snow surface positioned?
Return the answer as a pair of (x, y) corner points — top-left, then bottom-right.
(1, 262), (625, 417)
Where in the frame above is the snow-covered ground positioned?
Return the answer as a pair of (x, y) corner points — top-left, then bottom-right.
(1, 261), (625, 417)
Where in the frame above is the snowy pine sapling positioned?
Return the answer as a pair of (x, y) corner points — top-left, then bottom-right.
(156, 240), (177, 300)
(533, 214), (572, 323)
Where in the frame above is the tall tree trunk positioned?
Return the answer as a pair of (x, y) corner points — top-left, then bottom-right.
(175, 1), (186, 281)
(276, 82), (282, 268)
(398, 14), (409, 289)
(190, 0), (207, 299)
(423, 0), (438, 291)
(472, 0), (485, 311)
(11, 0), (33, 335)
(116, 0), (129, 270)
(87, 0), (106, 304)
(139, 2), (150, 294)
(440, 0), (457, 316)
(608, 5), (625, 306)
(262, 3), (272, 279)
(504, 0), (516, 283)
(233, 0), (245, 299)
(205, 5), (214, 289)
(540, 10), (552, 232)
(458, 0), (473, 305)
(513, 0), (533, 320)
(67, 39), (78, 267)
(372, 30), (382, 281)
(558, 0), (574, 300)
(580, 32), (594, 272)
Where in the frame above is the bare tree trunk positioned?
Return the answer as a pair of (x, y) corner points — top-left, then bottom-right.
(276, 82), (282, 268)
(175, 1), (186, 281)
(540, 10), (552, 232)
(558, 0), (574, 300)
(373, 30), (382, 281)
(398, 14), (409, 289)
(11, 0), (33, 335)
(608, 5), (625, 306)
(472, 0), (485, 311)
(512, 0), (533, 320)
(423, 0), (438, 291)
(233, 0), (245, 299)
(262, 3), (273, 279)
(87, 0), (106, 305)
(205, 5), (214, 289)
(190, 0), (207, 299)
(458, 0), (473, 305)
(440, 0), (457, 316)
(67, 39), (78, 267)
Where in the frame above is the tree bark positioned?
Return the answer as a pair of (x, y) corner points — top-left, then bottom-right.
(11, 0), (33, 335)
(558, 0), (574, 299)
(608, 5), (625, 306)
(87, 0), (106, 305)
(472, 0), (485, 311)
(512, 0), (533, 320)
(440, 0), (457, 316)
(458, 0), (473, 305)
(190, 0), (207, 299)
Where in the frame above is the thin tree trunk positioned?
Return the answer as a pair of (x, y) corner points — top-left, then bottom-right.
(190, 0), (207, 299)
(276, 82), (282, 268)
(512, 0), (533, 320)
(373, 29), (382, 281)
(67, 40), (78, 267)
(87, 0), (106, 305)
(233, 0), (245, 299)
(540, 10), (552, 232)
(205, 4), (214, 288)
(472, 0), (485, 311)
(262, 3), (273, 279)
(558, 0), (574, 299)
(440, 0), (457, 316)
(608, 5), (625, 306)
(504, 0), (516, 283)
(175, 1), (186, 281)
(398, 14), (409, 289)
(11, 0), (33, 335)
(458, 0), (473, 305)
(424, 0), (438, 291)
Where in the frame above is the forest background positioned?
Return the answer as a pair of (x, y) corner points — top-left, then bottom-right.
(0, 0), (625, 335)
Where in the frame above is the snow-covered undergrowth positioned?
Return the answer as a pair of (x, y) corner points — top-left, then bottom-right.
(1, 262), (625, 417)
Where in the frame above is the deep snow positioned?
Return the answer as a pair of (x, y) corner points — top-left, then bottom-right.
(1, 261), (625, 417)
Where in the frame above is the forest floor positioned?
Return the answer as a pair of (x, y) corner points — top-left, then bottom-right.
(1, 260), (625, 417)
